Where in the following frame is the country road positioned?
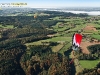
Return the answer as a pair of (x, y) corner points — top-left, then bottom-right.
(71, 50), (83, 75)
(74, 59), (83, 75)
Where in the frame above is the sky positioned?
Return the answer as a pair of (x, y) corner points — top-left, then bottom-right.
(0, 0), (100, 8)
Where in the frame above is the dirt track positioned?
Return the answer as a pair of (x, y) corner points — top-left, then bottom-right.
(80, 24), (98, 54)
(83, 25), (97, 31)
(80, 41), (100, 54)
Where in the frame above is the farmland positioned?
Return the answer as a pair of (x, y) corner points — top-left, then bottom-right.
(0, 9), (100, 75)
(24, 15), (100, 71)
(80, 60), (100, 69)
(0, 24), (14, 28)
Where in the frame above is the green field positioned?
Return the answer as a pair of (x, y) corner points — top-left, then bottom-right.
(25, 41), (43, 46)
(52, 22), (69, 31)
(79, 60), (100, 69)
(45, 37), (71, 42)
(25, 37), (72, 46)
(0, 24), (14, 28)
(69, 24), (86, 31)
(34, 13), (50, 16)
(59, 43), (71, 55)
(91, 35), (100, 40)
(53, 17), (60, 20)
(52, 44), (64, 52)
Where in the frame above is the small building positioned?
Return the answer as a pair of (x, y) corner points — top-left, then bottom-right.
(47, 34), (55, 37)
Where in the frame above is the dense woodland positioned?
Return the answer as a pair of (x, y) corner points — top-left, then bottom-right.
(20, 45), (71, 75)
(0, 10), (99, 75)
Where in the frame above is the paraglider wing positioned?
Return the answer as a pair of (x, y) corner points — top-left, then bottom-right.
(72, 33), (82, 50)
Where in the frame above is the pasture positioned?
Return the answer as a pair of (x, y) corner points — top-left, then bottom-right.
(79, 60), (100, 69)
(0, 24), (14, 28)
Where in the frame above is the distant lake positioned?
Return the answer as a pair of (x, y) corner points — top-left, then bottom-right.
(64, 11), (100, 15)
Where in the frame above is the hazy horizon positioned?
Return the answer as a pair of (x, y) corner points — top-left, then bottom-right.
(0, 0), (100, 8)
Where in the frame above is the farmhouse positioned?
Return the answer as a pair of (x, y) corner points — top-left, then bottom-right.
(47, 34), (55, 37)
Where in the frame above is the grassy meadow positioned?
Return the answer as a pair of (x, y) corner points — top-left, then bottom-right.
(80, 60), (100, 69)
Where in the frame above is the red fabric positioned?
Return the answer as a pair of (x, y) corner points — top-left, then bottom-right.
(75, 34), (82, 45)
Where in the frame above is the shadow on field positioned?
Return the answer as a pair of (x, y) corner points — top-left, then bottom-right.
(64, 48), (72, 58)
(70, 63), (76, 75)
(64, 48), (76, 75)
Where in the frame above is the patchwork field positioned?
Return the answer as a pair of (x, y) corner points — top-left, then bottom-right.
(52, 44), (64, 52)
(25, 16), (100, 70)
(83, 25), (97, 31)
(0, 24), (14, 28)
(80, 60), (100, 69)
